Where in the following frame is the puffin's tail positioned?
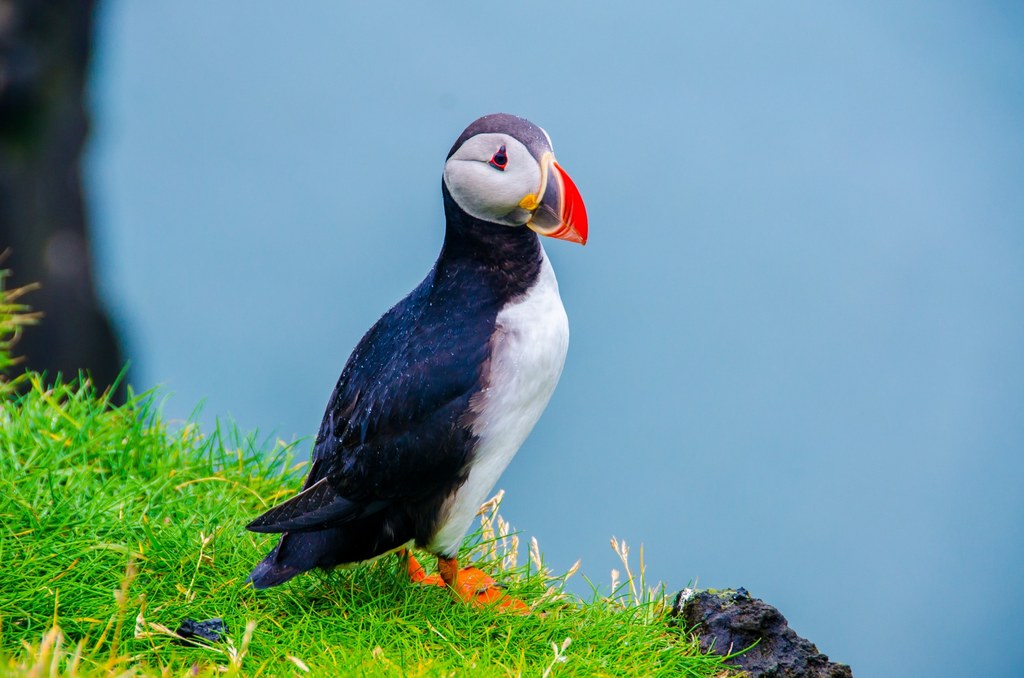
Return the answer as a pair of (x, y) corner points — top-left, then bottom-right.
(246, 510), (410, 589)
(248, 550), (302, 589)
(246, 530), (338, 589)
(245, 476), (377, 589)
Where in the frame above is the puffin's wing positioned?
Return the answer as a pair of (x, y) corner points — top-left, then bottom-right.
(248, 275), (494, 533)
(313, 312), (488, 496)
(246, 474), (388, 533)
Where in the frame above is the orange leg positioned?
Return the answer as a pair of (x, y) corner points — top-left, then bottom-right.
(400, 550), (528, 613)
(404, 549), (443, 586)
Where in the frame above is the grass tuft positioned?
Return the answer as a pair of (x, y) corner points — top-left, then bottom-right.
(0, 278), (736, 676)
(0, 265), (40, 382)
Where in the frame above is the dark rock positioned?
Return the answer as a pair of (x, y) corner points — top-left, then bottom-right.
(671, 588), (852, 677)
(1, 0), (127, 399)
(175, 618), (228, 644)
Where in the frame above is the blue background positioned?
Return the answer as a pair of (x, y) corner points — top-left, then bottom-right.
(86, 3), (1024, 676)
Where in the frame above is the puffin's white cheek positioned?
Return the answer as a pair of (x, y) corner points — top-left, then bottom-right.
(444, 161), (540, 226)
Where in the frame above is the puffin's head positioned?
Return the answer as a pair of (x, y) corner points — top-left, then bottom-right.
(443, 113), (588, 245)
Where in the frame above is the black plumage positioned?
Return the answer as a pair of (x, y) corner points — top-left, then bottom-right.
(247, 185), (544, 589)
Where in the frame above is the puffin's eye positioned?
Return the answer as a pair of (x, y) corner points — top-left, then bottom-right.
(488, 145), (508, 171)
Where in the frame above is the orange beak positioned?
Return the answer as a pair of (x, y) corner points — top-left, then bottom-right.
(524, 154), (588, 245)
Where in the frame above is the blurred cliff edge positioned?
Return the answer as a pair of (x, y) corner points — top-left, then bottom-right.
(0, 0), (125, 397)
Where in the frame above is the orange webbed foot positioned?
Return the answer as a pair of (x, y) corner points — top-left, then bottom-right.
(450, 565), (529, 613)
(401, 551), (528, 613)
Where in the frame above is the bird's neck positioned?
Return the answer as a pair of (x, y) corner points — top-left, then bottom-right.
(437, 183), (544, 300)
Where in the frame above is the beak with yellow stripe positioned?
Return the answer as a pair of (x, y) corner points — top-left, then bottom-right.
(519, 151), (588, 245)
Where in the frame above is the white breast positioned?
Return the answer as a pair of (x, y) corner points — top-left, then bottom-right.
(427, 249), (570, 556)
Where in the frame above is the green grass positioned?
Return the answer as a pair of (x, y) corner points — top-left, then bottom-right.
(0, 275), (735, 677)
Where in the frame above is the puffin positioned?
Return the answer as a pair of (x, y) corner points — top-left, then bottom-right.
(246, 113), (587, 610)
